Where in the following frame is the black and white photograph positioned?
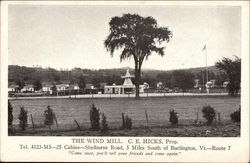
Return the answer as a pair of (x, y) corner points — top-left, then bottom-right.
(1, 1), (249, 162)
(7, 3), (242, 137)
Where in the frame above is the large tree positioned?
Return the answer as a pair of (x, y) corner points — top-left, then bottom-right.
(104, 14), (172, 98)
(8, 100), (13, 127)
(33, 79), (42, 91)
(172, 70), (194, 93)
(215, 56), (241, 96)
(157, 72), (173, 88)
(78, 75), (86, 91)
(15, 79), (25, 92)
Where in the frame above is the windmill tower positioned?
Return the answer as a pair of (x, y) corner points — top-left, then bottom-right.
(121, 69), (134, 86)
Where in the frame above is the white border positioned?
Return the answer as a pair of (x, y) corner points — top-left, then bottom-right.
(1, 1), (249, 162)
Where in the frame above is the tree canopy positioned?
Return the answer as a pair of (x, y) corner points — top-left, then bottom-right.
(15, 79), (25, 91)
(8, 100), (13, 127)
(77, 75), (86, 90)
(215, 56), (241, 95)
(171, 70), (194, 92)
(104, 13), (172, 98)
(33, 80), (42, 91)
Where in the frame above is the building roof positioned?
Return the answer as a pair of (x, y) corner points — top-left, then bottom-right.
(42, 84), (54, 88)
(85, 83), (94, 89)
(121, 69), (134, 78)
(69, 83), (79, 87)
(121, 69), (134, 86)
(105, 85), (135, 88)
(99, 82), (107, 89)
(23, 84), (34, 89)
(56, 84), (69, 88)
(8, 84), (18, 88)
(68, 84), (79, 90)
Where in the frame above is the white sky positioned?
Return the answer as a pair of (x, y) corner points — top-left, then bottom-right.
(8, 5), (241, 70)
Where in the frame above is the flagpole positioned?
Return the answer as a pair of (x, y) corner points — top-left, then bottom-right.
(202, 44), (208, 93)
(205, 46), (208, 83)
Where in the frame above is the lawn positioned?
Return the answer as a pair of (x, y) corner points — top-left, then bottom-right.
(9, 96), (240, 136)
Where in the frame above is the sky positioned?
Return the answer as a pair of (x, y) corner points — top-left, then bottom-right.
(8, 5), (241, 70)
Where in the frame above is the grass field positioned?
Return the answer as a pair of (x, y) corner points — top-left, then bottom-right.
(9, 96), (240, 135)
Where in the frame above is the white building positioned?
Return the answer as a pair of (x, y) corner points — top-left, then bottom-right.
(42, 84), (53, 92)
(8, 84), (18, 92)
(143, 82), (149, 89)
(156, 82), (163, 89)
(20, 84), (34, 92)
(56, 84), (69, 92)
(104, 69), (147, 94)
(223, 81), (229, 88)
(42, 84), (54, 94)
(206, 80), (216, 88)
(85, 83), (95, 90)
(68, 84), (80, 91)
(194, 79), (200, 88)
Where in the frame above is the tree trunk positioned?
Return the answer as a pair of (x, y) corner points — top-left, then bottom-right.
(48, 125), (52, 135)
(135, 67), (141, 99)
(135, 84), (140, 99)
(134, 53), (143, 99)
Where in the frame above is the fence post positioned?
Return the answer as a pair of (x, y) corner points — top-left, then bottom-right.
(122, 113), (125, 129)
(74, 119), (81, 131)
(30, 114), (35, 131)
(195, 112), (199, 124)
(145, 110), (149, 128)
(218, 113), (221, 123)
(54, 114), (59, 129)
(49, 125), (52, 135)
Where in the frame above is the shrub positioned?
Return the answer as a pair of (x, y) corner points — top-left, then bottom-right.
(230, 106), (240, 122)
(101, 113), (109, 133)
(18, 106), (28, 130)
(169, 109), (178, 125)
(122, 113), (132, 130)
(44, 105), (55, 134)
(202, 105), (216, 125)
(8, 100), (13, 127)
(44, 105), (54, 126)
(125, 115), (132, 130)
(8, 127), (15, 136)
(89, 104), (100, 130)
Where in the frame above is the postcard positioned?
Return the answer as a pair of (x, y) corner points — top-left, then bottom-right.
(0, 1), (249, 162)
